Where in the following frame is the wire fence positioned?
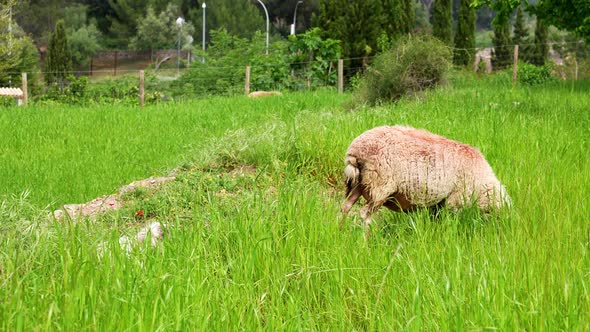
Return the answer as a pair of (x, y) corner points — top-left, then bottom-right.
(1, 39), (588, 106)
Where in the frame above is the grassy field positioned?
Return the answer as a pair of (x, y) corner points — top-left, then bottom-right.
(1, 74), (590, 330)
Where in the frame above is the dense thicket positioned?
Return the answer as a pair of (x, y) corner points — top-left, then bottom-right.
(353, 35), (452, 106)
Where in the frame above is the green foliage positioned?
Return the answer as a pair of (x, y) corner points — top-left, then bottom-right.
(453, 0), (476, 66)
(315, 0), (382, 68)
(414, 0), (432, 32)
(68, 24), (102, 68)
(492, 19), (512, 70)
(45, 20), (73, 86)
(432, 0), (453, 45)
(39, 72), (164, 105)
(0, 1), (40, 87)
(288, 28), (342, 88)
(353, 34), (452, 106)
(173, 29), (270, 97)
(529, 18), (549, 66)
(472, 0), (521, 25)
(382, 0), (415, 38)
(517, 62), (554, 85)
(174, 28), (341, 97)
(131, 4), (195, 51)
(0, 29), (40, 88)
(512, 6), (528, 47)
(187, 0), (265, 41)
(534, 0), (590, 39)
(106, 0), (149, 48)
(63, 5), (103, 69)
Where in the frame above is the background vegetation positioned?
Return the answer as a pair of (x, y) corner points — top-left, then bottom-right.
(2, 0), (588, 103)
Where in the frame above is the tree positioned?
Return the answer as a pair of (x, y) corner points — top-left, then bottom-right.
(472, 0), (520, 70)
(106, 0), (150, 48)
(288, 27), (342, 86)
(453, 0), (475, 66)
(131, 5), (195, 52)
(512, 6), (534, 63)
(64, 4), (102, 68)
(492, 19), (512, 69)
(12, 0), (64, 44)
(534, 0), (590, 39)
(315, 0), (382, 68)
(263, 0), (319, 36)
(381, 0), (415, 38)
(187, 0), (265, 42)
(432, 0), (453, 45)
(512, 6), (528, 47)
(529, 18), (548, 66)
(414, 1), (432, 32)
(0, 1), (40, 87)
(45, 20), (73, 86)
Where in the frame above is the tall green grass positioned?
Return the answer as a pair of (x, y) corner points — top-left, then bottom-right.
(1, 77), (589, 330)
(0, 91), (343, 207)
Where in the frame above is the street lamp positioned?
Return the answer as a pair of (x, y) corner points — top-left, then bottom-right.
(291, 1), (303, 35)
(256, 0), (270, 55)
(202, 2), (206, 63)
(176, 16), (185, 74)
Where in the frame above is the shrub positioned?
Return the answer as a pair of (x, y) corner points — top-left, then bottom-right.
(353, 35), (452, 106)
(518, 63), (554, 85)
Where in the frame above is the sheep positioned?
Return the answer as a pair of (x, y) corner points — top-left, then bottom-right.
(340, 125), (510, 236)
(248, 91), (282, 98)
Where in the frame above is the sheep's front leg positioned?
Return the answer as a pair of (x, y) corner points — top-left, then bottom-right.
(360, 203), (378, 241)
(340, 186), (362, 230)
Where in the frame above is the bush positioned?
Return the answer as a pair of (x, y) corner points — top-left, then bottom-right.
(518, 63), (554, 85)
(353, 35), (452, 106)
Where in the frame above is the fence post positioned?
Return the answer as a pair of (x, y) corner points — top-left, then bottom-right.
(245, 65), (251, 95)
(512, 45), (519, 84)
(139, 70), (145, 107)
(338, 59), (344, 93)
(22, 73), (28, 106)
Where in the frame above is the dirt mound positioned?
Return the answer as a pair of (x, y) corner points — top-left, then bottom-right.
(53, 176), (176, 221)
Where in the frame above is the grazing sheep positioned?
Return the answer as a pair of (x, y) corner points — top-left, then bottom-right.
(341, 125), (510, 235)
(248, 91), (282, 98)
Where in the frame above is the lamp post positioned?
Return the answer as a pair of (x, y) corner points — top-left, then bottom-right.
(176, 16), (185, 74)
(291, 1), (303, 35)
(202, 2), (206, 63)
(256, 0), (269, 55)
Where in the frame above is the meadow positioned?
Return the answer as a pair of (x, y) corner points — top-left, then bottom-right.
(1, 74), (589, 330)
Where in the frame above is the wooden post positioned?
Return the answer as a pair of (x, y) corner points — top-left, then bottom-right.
(512, 45), (519, 84)
(245, 65), (251, 95)
(139, 70), (145, 107)
(21, 73), (28, 106)
(338, 59), (344, 93)
(574, 58), (579, 80)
